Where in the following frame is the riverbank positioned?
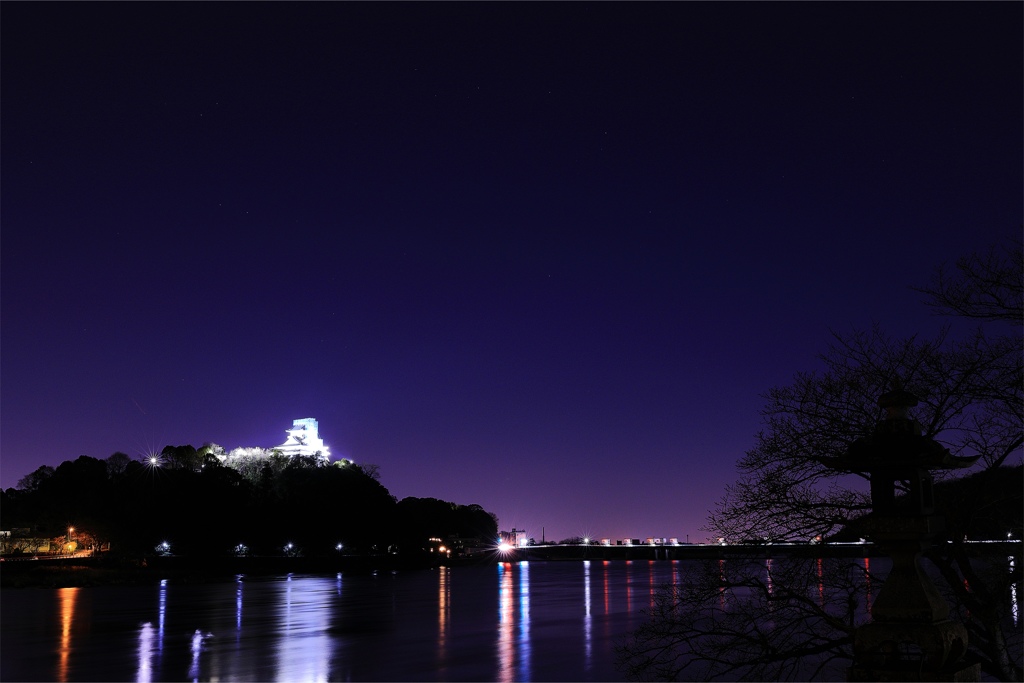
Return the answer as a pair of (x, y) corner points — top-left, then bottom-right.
(0, 552), (481, 589)
(5, 540), (1016, 589)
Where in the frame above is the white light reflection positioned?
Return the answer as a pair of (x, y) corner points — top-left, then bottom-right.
(273, 574), (332, 682)
(583, 561), (592, 671)
(518, 562), (531, 682)
(497, 563), (514, 683)
(188, 630), (205, 682)
(158, 579), (167, 651)
(137, 578), (168, 682)
(236, 574), (245, 633)
(1010, 556), (1018, 626)
(137, 622), (155, 682)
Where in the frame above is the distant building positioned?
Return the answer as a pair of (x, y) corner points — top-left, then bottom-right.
(215, 418), (333, 466)
(275, 418), (331, 460)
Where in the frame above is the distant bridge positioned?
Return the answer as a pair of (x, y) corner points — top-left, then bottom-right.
(501, 539), (1022, 562)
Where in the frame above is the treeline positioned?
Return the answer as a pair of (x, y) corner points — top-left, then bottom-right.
(1, 450), (498, 558)
(829, 464), (1023, 542)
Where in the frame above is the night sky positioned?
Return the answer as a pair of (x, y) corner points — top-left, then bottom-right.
(2, 3), (1020, 543)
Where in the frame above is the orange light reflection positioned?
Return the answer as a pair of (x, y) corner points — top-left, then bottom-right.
(718, 559), (726, 610)
(57, 587), (79, 682)
(648, 560), (656, 609)
(625, 560), (632, 614)
(816, 557), (825, 607)
(438, 566), (450, 664)
(863, 557), (873, 614)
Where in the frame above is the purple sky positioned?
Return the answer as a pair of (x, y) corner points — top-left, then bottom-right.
(2, 3), (1021, 543)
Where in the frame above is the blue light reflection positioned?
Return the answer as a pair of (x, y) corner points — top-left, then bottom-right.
(518, 562), (531, 682)
(583, 560), (592, 671)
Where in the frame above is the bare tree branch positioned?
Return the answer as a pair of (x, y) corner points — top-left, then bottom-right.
(622, 243), (1022, 681)
(915, 238), (1023, 324)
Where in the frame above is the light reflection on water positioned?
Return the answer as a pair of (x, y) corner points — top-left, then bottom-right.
(57, 587), (77, 683)
(862, 557), (873, 613)
(236, 574), (244, 631)
(437, 566), (449, 667)
(1009, 556), (1019, 627)
(0, 557), (931, 682)
(136, 578), (168, 682)
(648, 561), (657, 610)
(583, 560), (592, 672)
(274, 573), (332, 682)
(625, 559), (633, 614)
(518, 561), (531, 682)
(137, 622), (155, 683)
(497, 562), (515, 682)
(187, 629), (204, 682)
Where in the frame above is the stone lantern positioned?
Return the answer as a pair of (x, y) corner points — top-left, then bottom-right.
(826, 387), (980, 681)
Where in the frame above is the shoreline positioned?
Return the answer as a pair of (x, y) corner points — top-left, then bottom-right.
(4, 540), (1016, 589)
(0, 553), (472, 589)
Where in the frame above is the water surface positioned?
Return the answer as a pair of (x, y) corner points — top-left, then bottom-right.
(2, 560), (692, 682)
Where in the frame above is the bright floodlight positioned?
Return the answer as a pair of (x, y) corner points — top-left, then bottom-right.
(497, 542), (513, 552)
(149, 456), (159, 466)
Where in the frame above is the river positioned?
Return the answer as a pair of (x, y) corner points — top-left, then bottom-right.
(2, 557), (876, 682)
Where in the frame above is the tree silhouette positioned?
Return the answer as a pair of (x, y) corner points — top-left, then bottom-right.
(2, 446), (498, 561)
(619, 241), (1023, 681)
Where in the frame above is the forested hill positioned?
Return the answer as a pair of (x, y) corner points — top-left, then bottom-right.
(1, 452), (499, 557)
(831, 464), (1022, 542)
(932, 464), (1023, 540)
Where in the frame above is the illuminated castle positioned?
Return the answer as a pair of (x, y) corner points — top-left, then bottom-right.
(275, 418), (331, 460)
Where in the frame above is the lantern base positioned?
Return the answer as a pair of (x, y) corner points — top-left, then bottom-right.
(849, 619), (978, 682)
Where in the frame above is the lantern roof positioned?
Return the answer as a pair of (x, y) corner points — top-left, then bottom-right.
(824, 388), (980, 473)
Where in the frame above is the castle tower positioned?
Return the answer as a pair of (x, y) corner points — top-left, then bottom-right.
(276, 418), (331, 460)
